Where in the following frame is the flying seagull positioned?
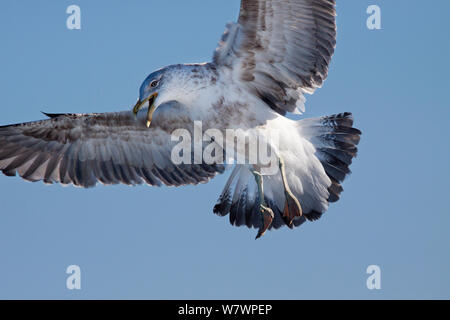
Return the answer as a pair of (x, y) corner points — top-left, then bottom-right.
(0, 0), (360, 238)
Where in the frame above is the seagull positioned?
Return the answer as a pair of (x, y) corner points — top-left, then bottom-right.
(0, 0), (360, 239)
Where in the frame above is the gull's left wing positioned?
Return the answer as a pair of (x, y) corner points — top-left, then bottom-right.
(213, 0), (337, 115)
(0, 109), (224, 188)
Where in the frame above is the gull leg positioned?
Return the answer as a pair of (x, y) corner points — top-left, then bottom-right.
(252, 170), (274, 239)
(278, 156), (302, 227)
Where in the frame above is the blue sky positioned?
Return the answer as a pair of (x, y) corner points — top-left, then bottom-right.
(0, 0), (449, 299)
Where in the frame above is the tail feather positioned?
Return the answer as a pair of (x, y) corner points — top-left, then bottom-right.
(306, 112), (361, 203)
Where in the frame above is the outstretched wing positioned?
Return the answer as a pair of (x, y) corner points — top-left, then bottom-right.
(213, 0), (336, 115)
(0, 107), (224, 188)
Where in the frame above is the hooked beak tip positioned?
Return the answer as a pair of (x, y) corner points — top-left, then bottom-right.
(133, 100), (142, 116)
(132, 92), (158, 128)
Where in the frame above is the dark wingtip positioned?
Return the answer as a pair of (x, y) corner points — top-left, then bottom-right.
(41, 111), (65, 119)
(2, 169), (17, 177)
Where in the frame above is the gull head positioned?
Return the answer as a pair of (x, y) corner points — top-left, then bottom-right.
(132, 64), (206, 128)
(133, 68), (166, 127)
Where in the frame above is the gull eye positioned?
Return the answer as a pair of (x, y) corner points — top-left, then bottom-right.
(150, 80), (159, 88)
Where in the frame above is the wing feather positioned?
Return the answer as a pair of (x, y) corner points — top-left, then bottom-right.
(214, 0), (336, 115)
(0, 110), (225, 188)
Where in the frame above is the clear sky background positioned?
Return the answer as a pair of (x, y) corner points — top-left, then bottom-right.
(0, 0), (449, 299)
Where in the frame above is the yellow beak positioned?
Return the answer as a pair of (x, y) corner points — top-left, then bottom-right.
(132, 92), (158, 127)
